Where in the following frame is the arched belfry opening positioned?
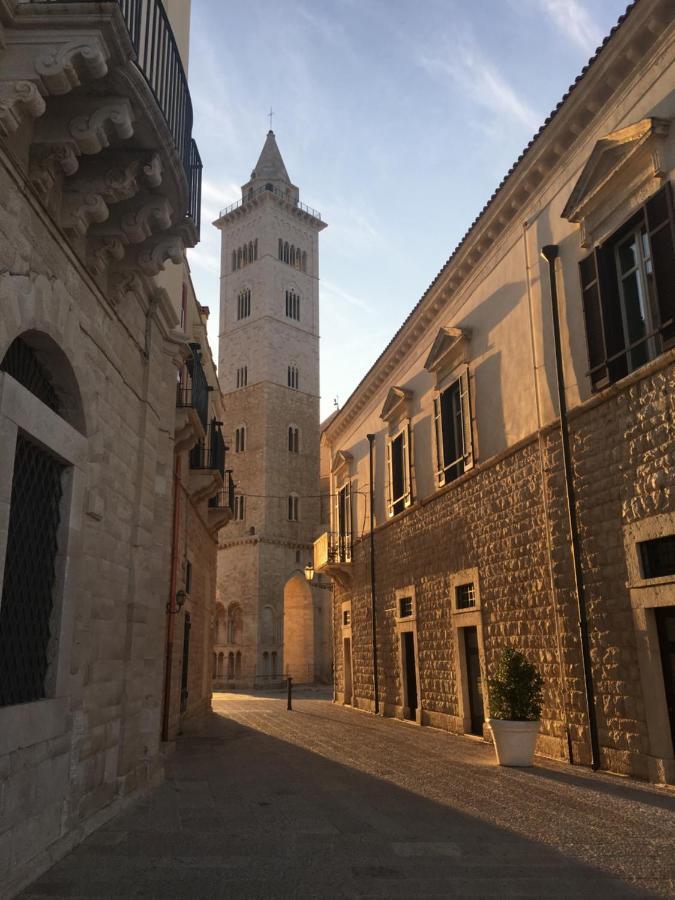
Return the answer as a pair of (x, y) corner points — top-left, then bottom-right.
(283, 571), (314, 684)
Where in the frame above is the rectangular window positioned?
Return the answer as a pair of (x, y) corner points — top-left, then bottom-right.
(639, 535), (675, 579)
(399, 597), (413, 618)
(580, 183), (675, 389)
(335, 482), (352, 562)
(288, 495), (299, 521)
(185, 559), (192, 594)
(234, 495), (245, 521)
(433, 368), (473, 486)
(343, 610), (351, 626)
(455, 582), (476, 610)
(386, 427), (411, 517)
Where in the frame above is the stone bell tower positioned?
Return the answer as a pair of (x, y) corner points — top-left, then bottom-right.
(213, 132), (330, 687)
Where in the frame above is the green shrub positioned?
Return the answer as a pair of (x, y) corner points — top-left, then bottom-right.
(487, 647), (543, 721)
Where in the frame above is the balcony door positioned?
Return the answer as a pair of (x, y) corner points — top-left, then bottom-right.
(336, 482), (351, 562)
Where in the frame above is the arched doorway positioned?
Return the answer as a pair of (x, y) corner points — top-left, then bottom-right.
(283, 571), (315, 684)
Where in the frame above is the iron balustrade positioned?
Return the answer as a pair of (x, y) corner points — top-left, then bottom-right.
(176, 345), (208, 430)
(325, 531), (352, 565)
(220, 183), (322, 221)
(208, 471), (236, 512)
(190, 419), (225, 478)
(28, 0), (201, 236)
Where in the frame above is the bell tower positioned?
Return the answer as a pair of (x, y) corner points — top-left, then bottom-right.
(214, 131), (328, 686)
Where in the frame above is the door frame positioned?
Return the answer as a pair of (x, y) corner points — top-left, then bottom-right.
(341, 600), (354, 705)
(450, 568), (487, 737)
(395, 585), (421, 724)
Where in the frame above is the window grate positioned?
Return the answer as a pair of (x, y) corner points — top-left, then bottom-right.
(1, 337), (60, 413)
(399, 597), (413, 618)
(0, 435), (65, 707)
(639, 535), (675, 579)
(456, 583), (476, 610)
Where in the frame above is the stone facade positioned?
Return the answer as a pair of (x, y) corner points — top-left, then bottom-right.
(213, 134), (331, 687)
(0, 2), (229, 896)
(318, 0), (675, 785)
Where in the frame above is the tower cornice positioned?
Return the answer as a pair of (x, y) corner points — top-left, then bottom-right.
(213, 184), (326, 231)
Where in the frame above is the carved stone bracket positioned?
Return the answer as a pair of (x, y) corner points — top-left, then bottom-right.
(61, 191), (109, 236)
(90, 237), (125, 275)
(143, 153), (163, 188)
(67, 158), (142, 205)
(110, 270), (145, 308)
(34, 38), (108, 95)
(69, 98), (134, 154)
(0, 80), (45, 136)
(120, 197), (173, 243)
(29, 141), (80, 196)
(137, 234), (184, 275)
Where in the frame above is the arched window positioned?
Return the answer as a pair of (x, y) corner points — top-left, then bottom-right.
(254, 239), (258, 260)
(278, 238), (283, 260)
(216, 652), (223, 678)
(288, 494), (299, 521)
(237, 247), (242, 268)
(290, 245), (296, 267)
(302, 251), (307, 272)
(288, 426), (299, 453)
(287, 365), (298, 390)
(285, 290), (300, 321)
(236, 365), (248, 389)
(271, 651), (278, 677)
(248, 241), (254, 261)
(232, 250), (236, 271)
(265, 182), (273, 192)
(235, 651), (242, 676)
(235, 425), (246, 453)
(227, 604), (243, 644)
(243, 244), (248, 265)
(234, 494), (245, 521)
(227, 652), (234, 679)
(237, 289), (251, 320)
(283, 242), (289, 264)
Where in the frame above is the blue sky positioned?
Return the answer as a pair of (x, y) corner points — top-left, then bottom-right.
(187, 0), (629, 420)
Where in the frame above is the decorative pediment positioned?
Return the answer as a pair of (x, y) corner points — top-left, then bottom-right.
(331, 450), (353, 475)
(561, 118), (670, 246)
(423, 326), (470, 376)
(380, 386), (412, 423)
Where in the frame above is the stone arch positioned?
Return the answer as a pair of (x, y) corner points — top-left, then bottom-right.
(283, 571), (314, 684)
(260, 605), (275, 645)
(227, 603), (243, 644)
(227, 651), (234, 679)
(215, 603), (227, 644)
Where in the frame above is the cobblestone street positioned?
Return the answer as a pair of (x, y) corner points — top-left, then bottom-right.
(21, 690), (675, 899)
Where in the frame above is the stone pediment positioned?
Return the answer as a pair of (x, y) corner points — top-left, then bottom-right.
(331, 450), (353, 475)
(561, 118), (670, 246)
(423, 327), (470, 377)
(380, 386), (412, 423)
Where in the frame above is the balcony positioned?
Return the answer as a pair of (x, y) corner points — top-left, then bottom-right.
(207, 471), (235, 536)
(188, 418), (225, 503)
(314, 531), (352, 586)
(175, 343), (208, 451)
(0, 0), (202, 292)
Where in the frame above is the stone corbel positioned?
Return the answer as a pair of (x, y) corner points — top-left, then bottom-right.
(137, 234), (184, 275)
(143, 153), (163, 187)
(120, 197), (173, 243)
(61, 191), (109, 236)
(29, 141), (80, 197)
(110, 270), (145, 308)
(34, 38), (108, 95)
(0, 80), (45, 136)
(67, 158), (142, 205)
(90, 237), (125, 275)
(69, 98), (134, 155)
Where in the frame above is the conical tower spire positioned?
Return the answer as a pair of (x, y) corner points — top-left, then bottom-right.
(241, 131), (299, 203)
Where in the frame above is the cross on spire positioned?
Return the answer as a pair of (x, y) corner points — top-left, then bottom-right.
(268, 107), (274, 130)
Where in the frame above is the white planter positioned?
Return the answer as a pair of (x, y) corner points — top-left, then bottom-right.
(488, 718), (540, 766)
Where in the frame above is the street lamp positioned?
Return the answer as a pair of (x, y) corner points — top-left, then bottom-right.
(304, 562), (314, 582)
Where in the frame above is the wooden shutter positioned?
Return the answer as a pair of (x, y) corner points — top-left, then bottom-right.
(385, 436), (393, 517)
(578, 251), (609, 388)
(645, 183), (675, 348)
(432, 394), (445, 486)
(402, 425), (411, 507)
(459, 367), (474, 472)
(345, 481), (352, 562)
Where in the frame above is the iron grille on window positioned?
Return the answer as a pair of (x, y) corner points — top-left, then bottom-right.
(639, 535), (675, 579)
(456, 583), (476, 610)
(190, 419), (225, 478)
(1, 337), (60, 413)
(0, 435), (65, 707)
(399, 597), (413, 618)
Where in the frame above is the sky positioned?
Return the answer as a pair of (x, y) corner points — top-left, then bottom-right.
(186, 0), (630, 420)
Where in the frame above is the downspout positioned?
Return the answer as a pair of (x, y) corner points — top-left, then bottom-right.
(541, 245), (600, 771)
(366, 434), (379, 715)
(162, 454), (182, 742)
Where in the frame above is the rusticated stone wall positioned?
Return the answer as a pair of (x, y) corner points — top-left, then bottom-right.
(334, 357), (674, 781)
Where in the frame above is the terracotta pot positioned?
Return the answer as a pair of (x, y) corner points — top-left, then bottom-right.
(488, 718), (540, 766)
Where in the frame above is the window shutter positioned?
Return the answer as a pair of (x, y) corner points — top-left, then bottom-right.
(385, 437), (393, 517)
(459, 367), (474, 472)
(646, 183), (675, 349)
(345, 482), (352, 561)
(403, 424), (412, 507)
(432, 395), (445, 486)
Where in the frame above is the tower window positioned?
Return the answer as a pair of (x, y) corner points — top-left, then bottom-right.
(288, 494), (299, 521)
(237, 288), (251, 320)
(288, 426), (299, 453)
(285, 290), (300, 321)
(236, 366), (248, 389)
(278, 238), (283, 260)
(287, 365), (299, 390)
(235, 425), (246, 453)
(234, 494), (246, 521)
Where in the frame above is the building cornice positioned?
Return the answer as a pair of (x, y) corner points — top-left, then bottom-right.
(324, 0), (673, 445)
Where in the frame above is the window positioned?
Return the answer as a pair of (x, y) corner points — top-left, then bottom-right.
(236, 366), (248, 388)
(287, 365), (299, 390)
(288, 426), (299, 453)
(234, 494), (245, 521)
(579, 184), (675, 390)
(639, 535), (675, 579)
(288, 494), (299, 521)
(278, 238), (283, 259)
(433, 369), (473, 486)
(285, 290), (300, 320)
(231, 251), (236, 272)
(455, 582), (476, 610)
(343, 610), (351, 626)
(334, 481), (352, 562)
(237, 288), (251, 320)
(235, 426), (246, 453)
(386, 427), (411, 517)
(399, 597), (413, 618)
(185, 559), (192, 594)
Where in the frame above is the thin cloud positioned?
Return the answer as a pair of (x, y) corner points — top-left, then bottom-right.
(534, 0), (602, 55)
(322, 279), (373, 313)
(420, 36), (541, 134)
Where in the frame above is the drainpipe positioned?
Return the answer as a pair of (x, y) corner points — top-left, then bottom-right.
(366, 434), (380, 715)
(541, 245), (600, 771)
(161, 454), (182, 742)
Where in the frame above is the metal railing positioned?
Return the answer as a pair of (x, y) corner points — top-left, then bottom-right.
(190, 419), (225, 478)
(314, 531), (352, 569)
(220, 183), (322, 221)
(208, 471), (235, 511)
(176, 344), (208, 430)
(29, 0), (201, 236)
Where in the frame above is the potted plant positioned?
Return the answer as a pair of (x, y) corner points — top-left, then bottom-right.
(487, 647), (543, 767)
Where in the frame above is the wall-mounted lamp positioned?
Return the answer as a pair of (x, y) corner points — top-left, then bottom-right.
(174, 589), (187, 611)
(304, 563), (314, 582)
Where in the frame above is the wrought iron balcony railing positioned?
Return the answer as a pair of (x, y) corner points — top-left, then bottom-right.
(208, 471), (235, 512)
(315, 531), (352, 570)
(29, 0), (202, 236)
(219, 183), (322, 221)
(190, 419), (225, 479)
(176, 344), (208, 430)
